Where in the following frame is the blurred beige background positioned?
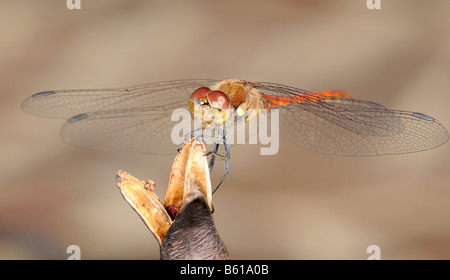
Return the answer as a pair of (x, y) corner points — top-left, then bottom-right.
(1, 0), (450, 259)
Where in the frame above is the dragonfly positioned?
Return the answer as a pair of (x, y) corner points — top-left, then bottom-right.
(22, 79), (449, 191)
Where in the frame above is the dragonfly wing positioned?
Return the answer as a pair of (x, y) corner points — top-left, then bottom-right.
(61, 107), (195, 154)
(255, 82), (449, 155)
(278, 107), (448, 155)
(21, 79), (218, 119)
(23, 79), (218, 153)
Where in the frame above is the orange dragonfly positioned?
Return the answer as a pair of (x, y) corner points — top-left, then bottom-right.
(22, 79), (449, 190)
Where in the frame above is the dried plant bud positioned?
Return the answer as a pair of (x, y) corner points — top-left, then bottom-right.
(117, 138), (228, 259)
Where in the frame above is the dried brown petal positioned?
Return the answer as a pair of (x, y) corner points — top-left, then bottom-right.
(164, 142), (191, 213)
(183, 141), (212, 212)
(116, 170), (172, 246)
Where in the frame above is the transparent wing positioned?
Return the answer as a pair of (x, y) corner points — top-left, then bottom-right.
(22, 79), (218, 154)
(21, 79), (218, 118)
(254, 82), (449, 155)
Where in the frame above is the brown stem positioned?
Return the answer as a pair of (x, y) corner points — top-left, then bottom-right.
(160, 195), (229, 260)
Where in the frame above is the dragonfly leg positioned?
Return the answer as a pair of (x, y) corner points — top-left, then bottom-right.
(212, 133), (230, 194)
(208, 142), (219, 172)
(207, 150), (229, 161)
(186, 126), (230, 194)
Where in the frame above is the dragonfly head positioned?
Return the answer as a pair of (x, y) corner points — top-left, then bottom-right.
(189, 87), (234, 126)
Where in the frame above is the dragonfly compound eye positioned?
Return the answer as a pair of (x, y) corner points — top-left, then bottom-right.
(207, 90), (234, 125)
(207, 91), (230, 110)
(189, 87), (215, 126)
(190, 87), (211, 102)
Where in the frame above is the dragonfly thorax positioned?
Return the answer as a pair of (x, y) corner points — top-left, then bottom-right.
(211, 79), (264, 122)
